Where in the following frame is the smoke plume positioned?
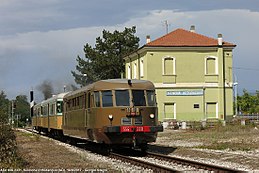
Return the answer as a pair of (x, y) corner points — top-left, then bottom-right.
(37, 80), (53, 100)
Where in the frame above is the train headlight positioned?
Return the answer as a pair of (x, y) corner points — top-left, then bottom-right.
(149, 113), (155, 119)
(108, 114), (113, 121)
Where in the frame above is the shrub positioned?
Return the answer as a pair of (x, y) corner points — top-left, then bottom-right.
(0, 111), (24, 168)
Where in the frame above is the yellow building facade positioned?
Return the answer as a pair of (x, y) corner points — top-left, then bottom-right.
(124, 27), (236, 122)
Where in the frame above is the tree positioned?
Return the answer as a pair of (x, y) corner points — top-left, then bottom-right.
(72, 26), (140, 86)
(0, 91), (10, 124)
(0, 91), (18, 167)
(237, 89), (259, 114)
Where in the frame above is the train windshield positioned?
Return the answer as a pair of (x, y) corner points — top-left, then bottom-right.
(132, 90), (146, 106)
(115, 90), (130, 106)
(57, 101), (63, 113)
(147, 90), (156, 106)
(102, 90), (113, 107)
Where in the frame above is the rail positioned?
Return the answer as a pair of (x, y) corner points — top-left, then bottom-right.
(146, 152), (241, 172)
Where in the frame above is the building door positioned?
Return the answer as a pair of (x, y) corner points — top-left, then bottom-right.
(206, 102), (217, 119)
(164, 103), (175, 120)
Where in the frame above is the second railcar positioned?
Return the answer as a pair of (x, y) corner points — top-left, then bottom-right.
(32, 92), (68, 135)
(63, 79), (163, 149)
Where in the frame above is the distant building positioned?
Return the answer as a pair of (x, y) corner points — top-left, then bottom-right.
(124, 26), (236, 122)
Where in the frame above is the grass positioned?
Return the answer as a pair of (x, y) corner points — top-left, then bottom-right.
(158, 122), (259, 151)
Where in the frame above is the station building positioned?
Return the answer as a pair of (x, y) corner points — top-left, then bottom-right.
(124, 26), (236, 122)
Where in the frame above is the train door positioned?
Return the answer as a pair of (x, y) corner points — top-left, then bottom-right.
(85, 92), (91, 128)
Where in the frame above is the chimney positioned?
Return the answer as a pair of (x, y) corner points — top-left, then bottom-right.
(146, 35), (151, 44)
(190, 25), (195, 33)
(218, 34), (223, 46)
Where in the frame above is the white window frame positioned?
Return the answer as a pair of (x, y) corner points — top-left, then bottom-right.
(162, 56), (176, 75)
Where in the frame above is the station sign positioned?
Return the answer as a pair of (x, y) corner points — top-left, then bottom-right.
(166, 90), (203, 96)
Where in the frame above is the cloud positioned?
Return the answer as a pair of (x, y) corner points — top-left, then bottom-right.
(123, 9), (259, 92)
(1, 8), (259, 100)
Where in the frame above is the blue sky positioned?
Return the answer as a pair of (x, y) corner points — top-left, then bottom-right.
(1, 0), (259, 101)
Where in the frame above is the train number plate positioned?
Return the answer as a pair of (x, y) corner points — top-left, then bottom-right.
(120, 126), (150, 132)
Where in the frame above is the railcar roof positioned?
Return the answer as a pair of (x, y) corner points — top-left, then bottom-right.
(35, 92), (69, 106)
(64, 79), (155, 98)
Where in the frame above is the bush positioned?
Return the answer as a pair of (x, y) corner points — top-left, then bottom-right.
(0, 111), (24, 168)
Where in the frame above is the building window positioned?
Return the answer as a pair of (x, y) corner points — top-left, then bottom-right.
(140, 59), (144, 77)
(194, 104), (200, 109)
(133, 62), (137, 79)
(205, 56), (218, 74)
(127, 65), (131, 79)
(163, 57), (175, 75)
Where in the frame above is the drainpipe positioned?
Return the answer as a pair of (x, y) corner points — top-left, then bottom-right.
(218, 34), (226, 121)
(203, 87), (206, 120)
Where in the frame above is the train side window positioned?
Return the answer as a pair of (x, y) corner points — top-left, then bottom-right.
(57, 101), (63, 113)
(115, 90), (130, 106)
(102, 90), (113, 107)
(146, 90), (156, 106)
(132, 90), (146, 106)
(80, 96), (83, 109)
(94, 91), (100, 107)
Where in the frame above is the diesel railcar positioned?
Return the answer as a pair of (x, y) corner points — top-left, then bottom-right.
(32, 92), (68, 135)
(32, 79), (163, 150)
(62, 79), (163, 149)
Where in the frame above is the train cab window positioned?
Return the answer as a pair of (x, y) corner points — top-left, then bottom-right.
(94, 91), (100, 107)
(147, 90), (156, 106)
(132, 90), (146, 106)
(57, 101), (63, 113)
(102, 90), (113, 107)
(115, 90), (130, 106)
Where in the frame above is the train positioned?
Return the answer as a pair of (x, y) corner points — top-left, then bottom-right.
(32, 79), (163, 151)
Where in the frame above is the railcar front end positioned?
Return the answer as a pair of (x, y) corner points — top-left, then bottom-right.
(63, 79), (163, 150)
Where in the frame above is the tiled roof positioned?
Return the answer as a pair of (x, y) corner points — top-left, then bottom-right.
(145, 28), (236, 47)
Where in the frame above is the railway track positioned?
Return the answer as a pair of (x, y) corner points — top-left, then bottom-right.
(110, 152), (177, 172)
(145, 152), (240, 172)
(109, 151), (241, 172)
(22, 128), (241, 172)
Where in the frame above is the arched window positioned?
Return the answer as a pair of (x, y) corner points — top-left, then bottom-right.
(163, 57), (175, 75)
(205, 56), (218, 75)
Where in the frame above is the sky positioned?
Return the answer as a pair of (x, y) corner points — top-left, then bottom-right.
(1, 0), (259, 102)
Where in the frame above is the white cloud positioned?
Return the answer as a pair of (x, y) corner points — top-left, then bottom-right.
(1, 8), (259, 99)
(124, 9), (259, 92)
